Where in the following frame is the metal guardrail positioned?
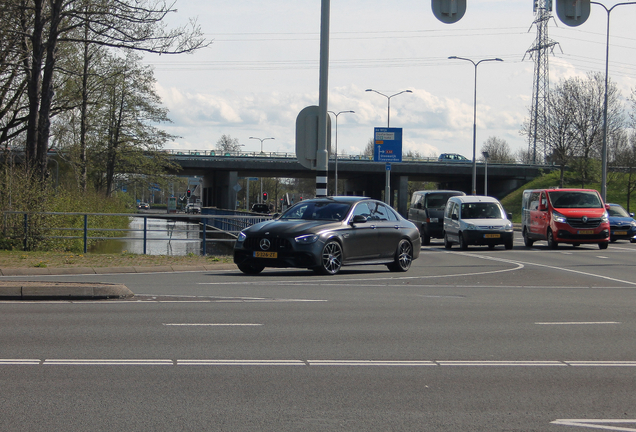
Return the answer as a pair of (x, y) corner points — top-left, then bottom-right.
(163, 148), (440, 163)
(1, 211), (271, 256)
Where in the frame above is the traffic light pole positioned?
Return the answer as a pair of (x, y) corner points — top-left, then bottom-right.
(316, 0), (330, 197)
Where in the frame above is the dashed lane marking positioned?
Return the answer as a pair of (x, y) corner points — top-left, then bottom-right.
(163, 323), (263, 326)
(535, 322), (620, 325)
(552, 419), (636, 431)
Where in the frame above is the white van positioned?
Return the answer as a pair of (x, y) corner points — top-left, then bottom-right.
(443, 195), (514, 250)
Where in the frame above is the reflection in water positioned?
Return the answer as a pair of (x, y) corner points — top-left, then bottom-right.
(90, 217), (202, 256)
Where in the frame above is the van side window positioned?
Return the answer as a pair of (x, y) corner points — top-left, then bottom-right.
(411, 193), (422, 206)
(451, 202), (459, 220)
(445, 202), (453, 218)
(530, 192), (540, 210)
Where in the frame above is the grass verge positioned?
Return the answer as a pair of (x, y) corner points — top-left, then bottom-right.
(0, 250), (233, 269)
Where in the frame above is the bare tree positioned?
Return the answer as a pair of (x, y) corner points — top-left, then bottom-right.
(480, 136), (516, 163)
(216, 135), (242, 153)
(363, 138), (374, 158)
(567, 73), (623, 187)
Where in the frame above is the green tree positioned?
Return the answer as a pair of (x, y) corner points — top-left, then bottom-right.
(2, 0), (207, 183)
(88, 52), (178, 196)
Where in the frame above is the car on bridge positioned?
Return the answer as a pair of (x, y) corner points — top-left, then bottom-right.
(234, 197), (421, 275)
(438, 153), (470, 163)
(137, 202), (149, 210)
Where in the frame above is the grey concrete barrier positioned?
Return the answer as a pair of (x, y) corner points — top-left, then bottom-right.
(0, 281), (133, 299)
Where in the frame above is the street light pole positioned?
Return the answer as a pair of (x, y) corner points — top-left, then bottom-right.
(328, 110), (355, 195)
(590, 1), (636, 203)
(249, 136), (274, 202)
(365, 89), (412, 127)
(482, 151), (489, 196)
(448, 56), (503, 195)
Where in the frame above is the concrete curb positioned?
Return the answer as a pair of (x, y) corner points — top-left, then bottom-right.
(0, 263), (238, 299)
(0, 281), (133, 299)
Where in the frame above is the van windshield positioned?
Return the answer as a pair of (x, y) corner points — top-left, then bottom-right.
(548, 191), (602, 209)
(460, 202), (503, 219)
(425, 193), (459, 209)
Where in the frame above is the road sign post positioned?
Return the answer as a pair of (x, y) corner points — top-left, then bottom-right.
(374, 128), (402, 205)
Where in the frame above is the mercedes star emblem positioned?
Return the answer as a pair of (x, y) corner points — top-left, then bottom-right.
(259, 238), (271, 251)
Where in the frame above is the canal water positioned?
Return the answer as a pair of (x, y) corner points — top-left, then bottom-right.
(89, 217), (204, 256)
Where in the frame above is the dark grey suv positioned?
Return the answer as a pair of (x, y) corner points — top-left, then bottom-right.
(408, 190), (465, 245)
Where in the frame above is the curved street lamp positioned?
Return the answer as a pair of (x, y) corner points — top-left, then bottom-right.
(328, 110), (355, 195)
(448, 56), (503, 195)
(365, 89), (412, 127)
(249, 136), (275, 202)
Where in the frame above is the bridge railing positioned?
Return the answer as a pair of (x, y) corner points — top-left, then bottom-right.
(163, 149), (440, 163)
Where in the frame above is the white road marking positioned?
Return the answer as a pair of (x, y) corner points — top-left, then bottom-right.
(535, 322), (620, 325)
(178, 360), (304, 366)
(43, 359), (173, 365)
(464, 254), (636, 287)
(552, 419), (636, 431)
(0, 359), (40, 365)
(308, 360), (436, 366)
(567, 361), (636, 367)
(438, 360), (566, 367)
(1, 359), (635, 367)
(163, 323), (262, 326)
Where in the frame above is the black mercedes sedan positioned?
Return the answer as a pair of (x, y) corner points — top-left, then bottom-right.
(234, 197), (421, 275)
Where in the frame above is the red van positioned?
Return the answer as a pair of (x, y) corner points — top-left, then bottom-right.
(521, 188), (610, 249)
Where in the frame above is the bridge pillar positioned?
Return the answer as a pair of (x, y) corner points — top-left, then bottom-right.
(396, 175), (409, 217)
(202, 171), (238, 210)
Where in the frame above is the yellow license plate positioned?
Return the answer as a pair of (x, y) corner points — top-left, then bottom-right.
(254, 251), (277, 258)
(578, 230), (594, 235)
(614, 231), (627, 235)
(484, 234), (500, 239)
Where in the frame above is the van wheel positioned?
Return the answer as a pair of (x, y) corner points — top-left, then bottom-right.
(421, 233), (431, 246)
(547, 229), (558, 249)
(459, 233), (468, 250)
(598, 242), (608, 250)
(523, 228), (534, 247)
(505, 239), (513, 250)
(444, 233), (452, 249)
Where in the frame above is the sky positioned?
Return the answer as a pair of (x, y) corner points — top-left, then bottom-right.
(142, 0), (636, 161)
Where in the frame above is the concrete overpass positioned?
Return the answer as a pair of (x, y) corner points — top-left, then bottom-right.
(167, 150), (551, 217)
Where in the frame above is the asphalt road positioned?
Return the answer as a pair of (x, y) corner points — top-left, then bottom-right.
(2, 233), (636, 431)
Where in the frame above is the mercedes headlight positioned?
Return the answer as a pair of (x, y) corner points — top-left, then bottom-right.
(237, 232), (247, 242)
(295, 234), (319, 244)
